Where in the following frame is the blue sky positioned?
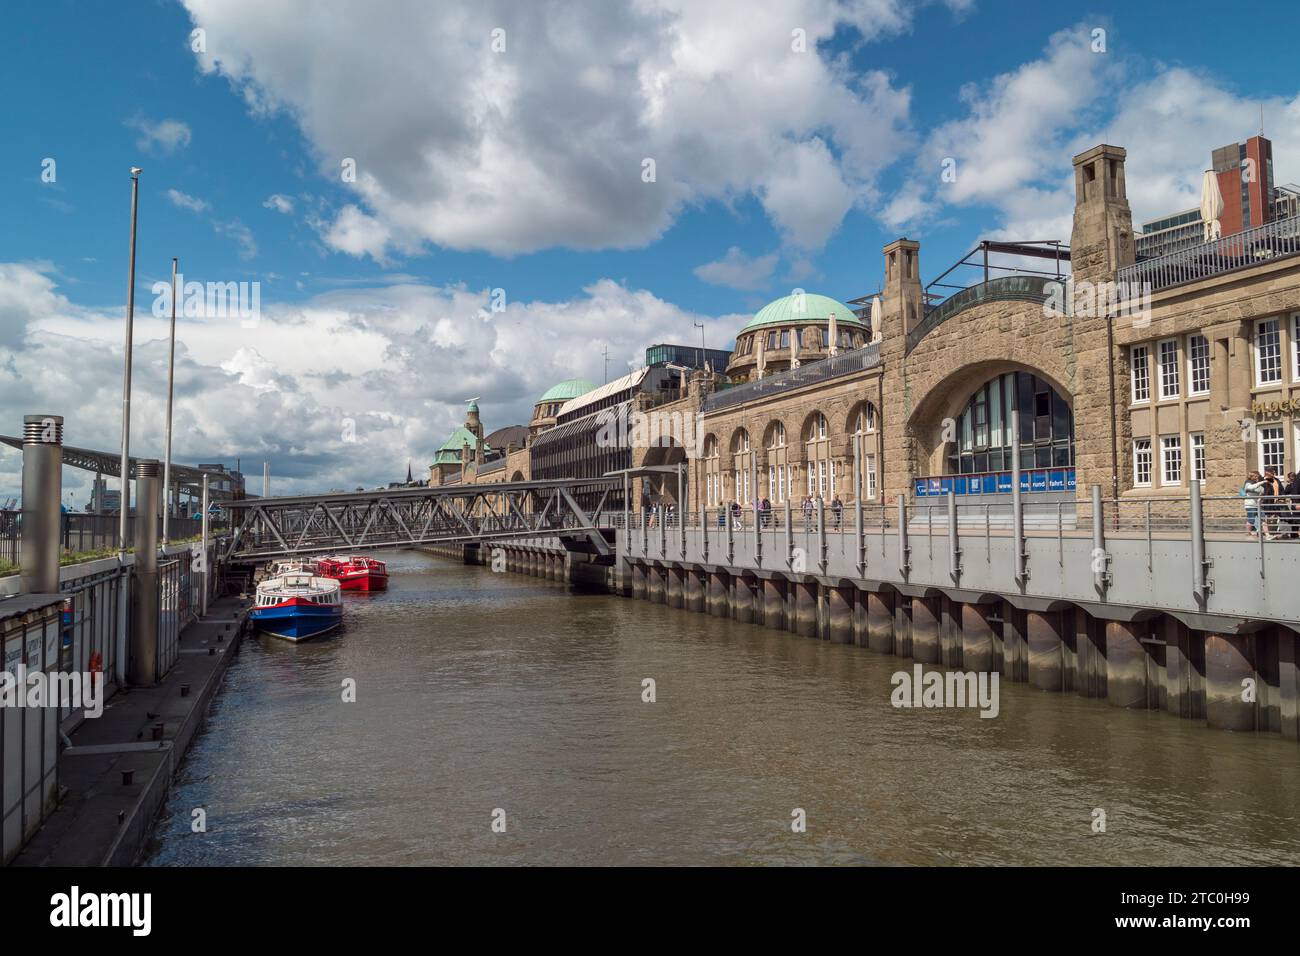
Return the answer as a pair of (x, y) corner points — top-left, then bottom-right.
(2, 0), (1297, 498)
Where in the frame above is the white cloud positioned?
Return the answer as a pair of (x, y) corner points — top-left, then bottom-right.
(0, 262), (746, 500)
(881, 24), (1300, 248)
(166, 188), (210, 213)
(263, 193), (294, 214)
(694, 247), (779, 290)
(213, 219), (258, 259)
(126, 116), (192, 154)
(165, 189), (258, 258)
(182, 0), (919, 259)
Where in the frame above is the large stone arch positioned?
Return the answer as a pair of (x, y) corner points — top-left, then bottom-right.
(908, 359), (1076, 478)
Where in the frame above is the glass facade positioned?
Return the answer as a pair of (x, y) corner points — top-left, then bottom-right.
(946, 371), (1074, 475)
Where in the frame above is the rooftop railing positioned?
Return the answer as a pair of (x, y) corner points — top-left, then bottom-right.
(701, 342), (881, 413)
(1119, 212), (1300, 294)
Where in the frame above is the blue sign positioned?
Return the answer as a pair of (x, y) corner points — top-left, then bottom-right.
(915, 479), (927, 497)
(1048, 470), (1066, 491)
(955, 477), (968, 495)
(996, 472), (1013, 493)
(1066, 469), (1077, 490)
(1030, 471), (1048, 492)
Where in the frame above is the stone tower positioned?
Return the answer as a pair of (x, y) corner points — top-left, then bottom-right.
(1069, 144), (1135, 498)
(1070, 144), (1134, 284)
(878, 238), (923, 501)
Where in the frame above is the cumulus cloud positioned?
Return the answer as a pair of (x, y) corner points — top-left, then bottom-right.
(126, 116), (192, 154)
(166, 188), (258, 259)
(0, 262), (744, 500)
(181, 0), (920, 259)
(694, 247), (779, 291)
(166, 188), (210, 213)
(262, 193), (294, 214)
(882, 23), (1300, 246)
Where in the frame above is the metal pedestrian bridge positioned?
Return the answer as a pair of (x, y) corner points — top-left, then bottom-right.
(220, 478), (621, 561)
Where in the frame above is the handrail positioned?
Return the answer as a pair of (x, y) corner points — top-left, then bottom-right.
(1119, 212), (1300, 293)
(701, 343), (881, 413)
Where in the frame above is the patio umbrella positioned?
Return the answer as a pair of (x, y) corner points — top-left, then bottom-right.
(1201, 169), (1223, 241)
(828, 311), (838, 356)
(870, 295), (882, 342)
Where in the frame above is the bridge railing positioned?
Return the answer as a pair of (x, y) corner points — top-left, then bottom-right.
(0, 510), (221, 566)
(626, 495), (1300, 540)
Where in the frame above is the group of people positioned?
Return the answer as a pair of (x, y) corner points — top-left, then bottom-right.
(1241, 467), (1300, 539)
(702, 495), (849, 528)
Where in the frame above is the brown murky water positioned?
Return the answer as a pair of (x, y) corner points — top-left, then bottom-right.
(146, 550), (1300, 866)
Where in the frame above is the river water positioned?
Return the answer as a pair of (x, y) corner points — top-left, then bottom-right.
(145, 549), (1300, 866)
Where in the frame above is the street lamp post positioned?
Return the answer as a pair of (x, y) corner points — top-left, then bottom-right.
(162, 256), (178, 544)
(693, 321), (705, 369)
(118, 167), (142, 557)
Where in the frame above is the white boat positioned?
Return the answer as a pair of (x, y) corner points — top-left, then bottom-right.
(251, 573), (343, 641)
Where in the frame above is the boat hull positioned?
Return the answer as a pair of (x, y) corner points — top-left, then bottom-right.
(337, 571), (388, 591)
(251, 600), (343, 641)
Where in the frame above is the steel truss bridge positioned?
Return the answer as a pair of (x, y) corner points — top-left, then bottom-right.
(221, 478), (622, 561)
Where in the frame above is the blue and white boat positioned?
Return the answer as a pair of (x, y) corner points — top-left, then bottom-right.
(251, 572), (343, 641)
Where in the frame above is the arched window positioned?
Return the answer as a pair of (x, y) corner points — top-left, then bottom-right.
(804, 413), (833, 499)
(765, 421), (791, 503)
(851, 402), (879, 499)
(731, 429), (753, 506)
(947, 371), (1074, 475)
(702, 435), (723, 507)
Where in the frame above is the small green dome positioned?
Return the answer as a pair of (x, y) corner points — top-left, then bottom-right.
(538, 378), (597, 404)
(741, 293), (866, 333)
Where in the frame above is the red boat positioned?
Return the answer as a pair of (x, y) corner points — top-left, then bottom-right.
(316, 555), (389, 591)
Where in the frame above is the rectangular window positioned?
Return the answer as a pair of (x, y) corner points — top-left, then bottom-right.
(1158, 339), (1180, 399)
(1130, 345), (1150, 403)
(1259, 425), (1285, 473)
(1257, 319), (1282, 384)
(1160, 435), (1182, 485)
(1187, 334), (1210, 395)
(1191, 432), (1206, 483)
(865, 455), (877, 499)
(1293, 313), (1300, 381)
(1133, 438), (1152, 487)
(817, 459), (827, 496)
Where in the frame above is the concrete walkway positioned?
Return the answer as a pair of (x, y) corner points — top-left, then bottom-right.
(11, 595), (252, 867)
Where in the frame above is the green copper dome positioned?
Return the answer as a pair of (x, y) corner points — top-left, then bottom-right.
(741, 293), (866, 333)
(431, 425), (489, 466)
(538, 378), (597, 404)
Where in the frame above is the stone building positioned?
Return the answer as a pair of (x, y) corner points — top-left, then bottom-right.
(624, 141), (1300, 524)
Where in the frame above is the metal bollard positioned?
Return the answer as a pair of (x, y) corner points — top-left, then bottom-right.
(20, 414), (63, 595)
(129, 459), (161, 686)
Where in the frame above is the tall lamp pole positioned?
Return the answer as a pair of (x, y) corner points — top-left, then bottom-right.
(118, 167), (142, 557)
(693, 321), (705, 369)
(161, 256), (178, 545)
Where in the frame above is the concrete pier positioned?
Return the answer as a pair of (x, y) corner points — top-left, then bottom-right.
(707, 571), (729, 618)
(961, 602), (996, 673)
(1205, 633), (1256, 731)
(763, 577), (785, 630)
(826, 585), (852, 645)
(793, 581), (817, 637)
(667, 566), (684, 608)
(684, 568), (704, 612)
(865, 590), (893, 654)
(1106, 620), (1148, 708)
(1027, 609), (1064, 691)
(732, 575), (753, 623)
(648, 565), (665, 603)
(911, 596), (940, 663)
